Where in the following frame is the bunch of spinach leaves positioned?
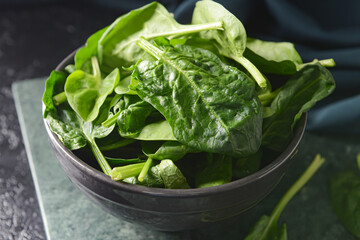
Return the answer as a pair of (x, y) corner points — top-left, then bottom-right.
(43, 0), (335, 189)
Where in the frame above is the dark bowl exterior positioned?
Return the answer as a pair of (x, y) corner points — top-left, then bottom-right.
(43, 51), (307, 231)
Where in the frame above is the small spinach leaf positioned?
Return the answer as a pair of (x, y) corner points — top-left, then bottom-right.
(244, 38), (303, 75)
(65, 57), (120, 122)
(142, 141), (196, 161)
(159, 160), (190, 189)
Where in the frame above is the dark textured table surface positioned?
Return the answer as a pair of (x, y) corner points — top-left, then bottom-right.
(0, 3), (121, 239)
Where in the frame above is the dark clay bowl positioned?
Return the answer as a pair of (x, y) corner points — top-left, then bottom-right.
(43, 51), (307, 232)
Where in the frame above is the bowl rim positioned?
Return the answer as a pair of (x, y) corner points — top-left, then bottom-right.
(44, 50), (307, 198)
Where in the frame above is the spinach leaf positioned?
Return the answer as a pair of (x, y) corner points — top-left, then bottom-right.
(195, 154), (232, 188)
(42, 70), (67, 118)
(65, 57), (120, 122)
(117, 99), (155, 138)
(192, 0), (267, 88)
(134, 38), (262, 157)
(45, 104), (88, 151)
(114, 75), (137, 95)
(329, 154), (360, 238)
(159, 160), (190, 189)
(134, 120), (177, 141)
(123, 164), (164, 188)
(244, 154), (325, 240)
(262, 64), (335, 152)
(243, 38), (303, 75)
(74, 27), (108, 71)
(97, 1), (222, 73)
(142, 141), (195, 161)
(45, 94), (114, 175)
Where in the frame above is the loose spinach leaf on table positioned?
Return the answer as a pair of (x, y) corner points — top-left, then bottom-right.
(133, 38), (262, 157)
(329, 154), (360, 238)
(244, 154), (325, 240)
(65, 57), (120, 122)
(243, 38), (303, 75)
(262, 63), (335, 152)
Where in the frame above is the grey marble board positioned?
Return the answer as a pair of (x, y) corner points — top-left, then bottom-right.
(12, 78), (358, 240)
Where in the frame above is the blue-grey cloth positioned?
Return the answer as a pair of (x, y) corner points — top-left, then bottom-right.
(87, 0), (360, 134)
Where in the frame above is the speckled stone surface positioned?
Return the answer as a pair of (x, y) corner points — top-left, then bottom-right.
(13, 78), (359, 239)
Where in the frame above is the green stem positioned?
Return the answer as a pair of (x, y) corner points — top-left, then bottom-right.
(138, 157), (153, 182)
(145, 21), (224, 39)
(91, 56), (101, 78)
(111, 162), (146, 181)
(53, 92), (67, 106)
(89, 140), (112, 176)
(137, 37), (164, 60)
(261, 154), (325, 238)
(297, 58), (336, 70)
(232, 55), (267, 89)
(99, 138), (136, 151)
(258, 87), (282, 106)
(102, 110), (121, 128)
(357, 153), (360, 172)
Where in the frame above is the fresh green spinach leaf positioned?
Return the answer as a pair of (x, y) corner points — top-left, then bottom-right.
(262, 64), (335, 152)
(134, 38), (262, 157)
(192, 0), (267, 88)
(97, 1), (222, 73)
(244, 38), (303, 75)
(159, 160), (190, 189)
(65, 57), (120, 122)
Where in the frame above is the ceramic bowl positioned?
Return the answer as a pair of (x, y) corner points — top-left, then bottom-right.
(43, 51), (307, 231)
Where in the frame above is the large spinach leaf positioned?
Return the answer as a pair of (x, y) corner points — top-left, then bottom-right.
(133, 39), (262, 157)
(329, 154), (360, 238)
(65, 57), (120, 122)
(262, 64), (335, 152)
(192, 0), (267, 88)
(97, 1), (222, 73)
(245, 154), (325, 240)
